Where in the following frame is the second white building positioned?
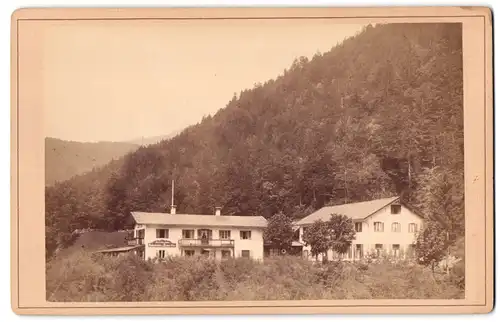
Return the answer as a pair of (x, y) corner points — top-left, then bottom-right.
(294, 196), (424, 261)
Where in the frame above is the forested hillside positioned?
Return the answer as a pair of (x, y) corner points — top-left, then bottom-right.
(46, 23), (464, 258)
(45, 138), (138, 186)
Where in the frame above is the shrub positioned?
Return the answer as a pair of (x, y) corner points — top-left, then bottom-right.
(448, 259), (465, 290)
(46, 252), (464, 301)
(46, 250), (109, 302)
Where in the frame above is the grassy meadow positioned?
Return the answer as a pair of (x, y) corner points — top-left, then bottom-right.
(46, 251), (464, 302)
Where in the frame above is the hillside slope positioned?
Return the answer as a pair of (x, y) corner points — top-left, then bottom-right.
(46, 23), (464, 258)
(45, 138), (138, 186)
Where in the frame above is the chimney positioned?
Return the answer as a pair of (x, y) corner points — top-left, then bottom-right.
(170, 205), (176, 215)
(215, 207), (221, 216)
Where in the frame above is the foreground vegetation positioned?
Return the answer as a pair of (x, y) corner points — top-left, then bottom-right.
(47, 252), (464, 302)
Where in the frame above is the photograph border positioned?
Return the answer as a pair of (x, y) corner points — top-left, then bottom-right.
(11, 7), (493, 315)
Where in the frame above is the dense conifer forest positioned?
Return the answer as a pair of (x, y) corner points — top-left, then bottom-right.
(45, 23), (464, 258)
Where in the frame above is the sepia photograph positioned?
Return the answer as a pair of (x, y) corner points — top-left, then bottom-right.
(11, 7), (493, 315)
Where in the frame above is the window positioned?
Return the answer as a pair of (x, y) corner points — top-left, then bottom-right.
(391, 204), (402, 214)
(184, 250), (195, 257)
(221, 250), (231, 259)
(374, 222), (384, 232)
(219, 230), (231, 239)
(407, 244), (416, 258)
(182, 229), (194, 239)
(197, 229), (212, 239)
(391, 222), (401, 232)
(392, 244), (400, 257)
(136, 229), (145, 238)
(157, 250), (166, 259)
(240, 230), (252, 240)
(156, 229), (169, 238)
(355, 244), (363, 259)
(347, 245), (353, 259)
(136, 229), (145, 245)
(241, 250), (250, 258)
(408, 223), (418, 233)
(301, 227), (309, 241)
(375, 244), (383, 256)
(355, 222), (363, 232)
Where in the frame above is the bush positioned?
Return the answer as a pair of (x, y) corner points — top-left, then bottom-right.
(46, 253), (464, 301)
(448, 259), (465, 290)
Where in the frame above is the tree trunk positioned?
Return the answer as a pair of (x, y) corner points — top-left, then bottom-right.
(407, 156), (412, 189)
(344, 167), (348, 204)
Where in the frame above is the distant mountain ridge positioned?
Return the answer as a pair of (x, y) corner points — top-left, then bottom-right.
(45, 138), (139, 186)
(46, 131), (181, 185)
(126, 130), (180, 146)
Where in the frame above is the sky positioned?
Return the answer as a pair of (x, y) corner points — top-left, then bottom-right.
(34, 19), (365, 142)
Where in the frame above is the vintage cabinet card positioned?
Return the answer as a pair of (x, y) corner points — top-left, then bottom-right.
(11, 7), (493, 315)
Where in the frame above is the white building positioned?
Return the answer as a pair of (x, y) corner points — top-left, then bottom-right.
(295, 196), (424, 261)
(129, 206), (267, 261)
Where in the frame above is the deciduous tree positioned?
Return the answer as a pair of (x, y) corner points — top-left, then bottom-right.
(302, 220), (330, 261)
(327, 214), (356, 257)
(264, 212), (295, 252)
(415, 221), (447, 273)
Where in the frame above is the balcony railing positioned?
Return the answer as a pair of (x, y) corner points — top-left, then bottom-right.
(178, 239), (235, 247)
(127, 238), (144, 246)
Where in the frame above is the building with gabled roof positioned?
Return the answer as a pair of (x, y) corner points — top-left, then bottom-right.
(129, 205), (267, 261)
(294, 196), (424, 261)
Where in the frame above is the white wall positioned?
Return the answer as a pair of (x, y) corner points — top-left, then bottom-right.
(135, 224), (264, 260)
(353, 204), (423, 257)
(141, 224), (182, 259)
(233, 228), (264, 260)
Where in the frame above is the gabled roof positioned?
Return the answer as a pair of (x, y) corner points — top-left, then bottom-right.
(131, 212), (267, 228)
(295, 196), (400, 226)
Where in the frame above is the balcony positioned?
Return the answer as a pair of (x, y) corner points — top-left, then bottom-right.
(178, 239), (235, 248)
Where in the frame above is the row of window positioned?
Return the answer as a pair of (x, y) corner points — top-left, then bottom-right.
(155, 229), (252, 240)
(373, 243), (415, 257)
(354, 222), (418, 233)
(156, 249), (251, 259)
(302, 243), (416, 260)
